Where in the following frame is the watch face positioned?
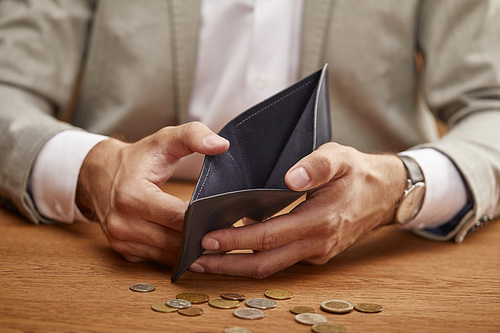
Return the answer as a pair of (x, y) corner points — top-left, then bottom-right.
(396, 183), (425, 224)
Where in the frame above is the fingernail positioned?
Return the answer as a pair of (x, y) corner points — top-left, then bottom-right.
(288, 166), (311, 189)
(189, 262), (205, 273)
(202, 237), (220, 250)
(204, 134), (229, 148)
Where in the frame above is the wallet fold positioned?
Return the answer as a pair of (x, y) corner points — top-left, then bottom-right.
(171, 64), (331, 282)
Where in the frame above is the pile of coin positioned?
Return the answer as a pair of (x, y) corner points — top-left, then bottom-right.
(130, 283), (383, 332)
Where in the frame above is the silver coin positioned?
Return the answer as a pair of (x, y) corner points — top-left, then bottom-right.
(295, 313), (328, 326)
(320, 299), (354, 314)
(233, 308), (266, 320)
(166, 299), (191, 309)
(245, 298), (277, 310)
(129, 283), (156, 292)
(223, 328), (252, 333)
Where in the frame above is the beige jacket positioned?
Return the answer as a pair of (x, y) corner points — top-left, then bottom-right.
(1, 0), (499, 242)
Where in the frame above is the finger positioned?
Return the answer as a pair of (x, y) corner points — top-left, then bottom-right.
(122, 254), (148, 263)
(110, 239), (180, 265)
(113, 181), (187, 231)
(285, 142), (351, 191)
(201, 210), (311, 252)
(241, 217), (261, 226)
(191, 241), (305, 279)
(158, 122), (230, 160)
(106, 215), (182, 250)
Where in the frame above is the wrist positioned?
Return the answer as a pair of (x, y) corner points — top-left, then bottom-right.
(378, 154), (409, 226)
(393, 154), (426, 225)
(358, 152), (408, 228)
(76, 138), (128, 221)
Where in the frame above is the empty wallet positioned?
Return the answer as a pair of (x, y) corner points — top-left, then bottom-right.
(171, 64), (331, 282)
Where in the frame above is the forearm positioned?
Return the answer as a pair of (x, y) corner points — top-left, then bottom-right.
(416, 111), (500, 241)
(0, 84), (73, 223)
(30, 130), (108, 223)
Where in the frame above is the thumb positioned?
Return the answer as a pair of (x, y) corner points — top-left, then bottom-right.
(161, 122), (230, 159)
(285, 143), (346, 191)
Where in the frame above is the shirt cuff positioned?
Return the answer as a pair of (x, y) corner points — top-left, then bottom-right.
(399, 148), (469, 230)
(29, 130), (108, 223)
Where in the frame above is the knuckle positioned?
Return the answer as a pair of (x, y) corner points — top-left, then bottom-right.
(306, 256), (330, 266)
(113, 189), (133, 213)
(107, 238), (128, 255)
(250, 264), (274, 279)
(260, 231), (279, 251)
(106, 218), (131, 242)
(153, 126), (173, 145)
(310, 152), (335, 179)
(310, 245), (332, 264)
(318, 218), (340, 236)
(182, 121), (204, 137)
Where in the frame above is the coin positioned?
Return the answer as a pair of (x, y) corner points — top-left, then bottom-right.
(311, 323), (347, 333)
(178, 307), (204, 316)
(176, 292), (209, 304)
(223, 327), (252, 333)
(151, 302), (178, 313)
(245, 298), (277, 310)
(354, 302), (383, 313)
(320, 299), (354, 314)
(166, 299), (191, 309)
(290, 305), (315, 314)
(233, 308), (266, 320)
(264, 289), (293, 300)
(294, 313), (328, 325)
(129, 283), (156, 293)
(220, 292), (246, 301)
(208, 298), (240, 309)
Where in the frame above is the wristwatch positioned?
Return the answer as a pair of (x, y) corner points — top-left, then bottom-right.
(394, 155), (426, 224)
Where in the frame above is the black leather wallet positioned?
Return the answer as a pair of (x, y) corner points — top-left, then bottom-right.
(171, 64), (331, 282)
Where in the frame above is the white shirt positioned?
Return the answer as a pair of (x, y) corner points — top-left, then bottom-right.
(29, 0), (467, 229)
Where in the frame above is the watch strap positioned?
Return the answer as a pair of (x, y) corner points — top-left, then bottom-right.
(398, 154), (424, 185)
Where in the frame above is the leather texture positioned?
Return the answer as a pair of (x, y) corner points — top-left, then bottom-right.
(171, 64), (331, 282)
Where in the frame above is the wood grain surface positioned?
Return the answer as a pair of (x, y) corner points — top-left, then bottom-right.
(0, 181), (498, 332)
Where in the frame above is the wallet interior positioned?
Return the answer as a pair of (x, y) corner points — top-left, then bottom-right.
(171, 64), (331, 282)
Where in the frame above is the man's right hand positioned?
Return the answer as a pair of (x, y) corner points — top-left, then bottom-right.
(76, 122), (229, 265)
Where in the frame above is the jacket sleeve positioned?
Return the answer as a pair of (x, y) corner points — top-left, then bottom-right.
(414, 0), (500, 242)
(0, 0), (94, 223)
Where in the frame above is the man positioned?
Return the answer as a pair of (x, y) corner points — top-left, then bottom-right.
(1, 0), (499, 279)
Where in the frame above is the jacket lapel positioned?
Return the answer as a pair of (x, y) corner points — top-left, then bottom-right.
(300, 0), (333, 78)
(169, 0), (201, 123)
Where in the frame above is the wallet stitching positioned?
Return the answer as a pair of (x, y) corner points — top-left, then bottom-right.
(195, 160), (213, 200)
(235, 78), (316, 185)
(195, 151), (244, 200)
(235, 79), (315, 126)
(226, 150), (245, 179)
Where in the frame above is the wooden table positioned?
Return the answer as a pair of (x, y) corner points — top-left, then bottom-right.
(0, 181), (499, 332)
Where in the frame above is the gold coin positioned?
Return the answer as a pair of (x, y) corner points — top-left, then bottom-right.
(176, 292), (209, 304)
(178, 306), (204, 316)
(311, 323), (347, 333)
(208, 297), (240, 309)
(320, 300), (354, 314)
(290, 305), (315, 314)
(151, 302), (178, 313)
(354, 302), (383, 313)
(264, 289), (293, 300)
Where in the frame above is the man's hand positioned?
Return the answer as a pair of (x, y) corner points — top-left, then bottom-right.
(190, 142), (407, 278)
(76, 122), (229, 264)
